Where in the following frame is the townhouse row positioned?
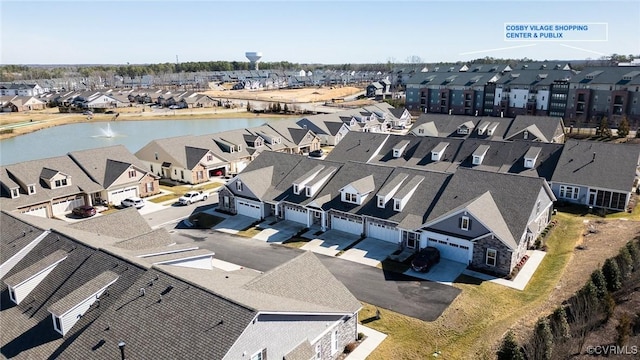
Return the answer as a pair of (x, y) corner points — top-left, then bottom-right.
(218, 131), (640, 276)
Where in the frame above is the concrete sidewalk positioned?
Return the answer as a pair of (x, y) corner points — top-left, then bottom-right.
(345, 325), (387, 360)
(463, 250), (546, 290)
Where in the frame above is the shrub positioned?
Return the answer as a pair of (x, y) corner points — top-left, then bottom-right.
(551, 307), (571, 340)
(357, 332), (365, 341)
(617, 246), (634, 280)
(627, 241), (640, 269)
(497, 330), (524, 360)
(534, 318), (554, 360)
(602, 258), (622, 292)
(616, 313), (632, 346)
(604, 292), (616, 320)
(344, 342), (357, 353)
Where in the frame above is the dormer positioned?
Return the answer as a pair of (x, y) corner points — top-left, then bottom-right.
(472, 144), (490, 165)
(41, 168), (72, 189)
(48, 271), (119, 336)
(477, 122), (489, 135)
(9, 186), (20, 199)
(392, 140), (410, 158)
(431, 142), (449, 161)
(584, 70), (603, 80)
(27, 184), (36, 195)
(5, 250), (67, 305)
(293, 165), (325, 195)
(304, 166), (337, 198)
(622, 71), (640, 81)
(257, 132), (282, 145)
(376, 173), (408, 208)
(487, 122), (499, 136)
(392, 175), (424, 212)
(457, 121), (474, 135)
(524, 147), (542, 169)
(340, 175), (375, 205)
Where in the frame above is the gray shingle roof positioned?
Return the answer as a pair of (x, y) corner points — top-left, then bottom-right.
(0, 211), (45, 263)
(504, 115), (564, 143)
(551, 139), (640, 191)
(69, 145), (151, 188)
(48, 270), (120, 316)
(235, 151), (306, 201)
(68, 207), (152, 239)
(4, 249), (67, 287)
(284, 340), (315, 360)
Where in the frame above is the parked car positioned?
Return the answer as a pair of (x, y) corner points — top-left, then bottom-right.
(121, 197), (145, 209)
(411, 247), (441, 272)
(82, 110), (93, 116)
(309, 149), (324, 158)
(71, 205), (96, 218)
(178, 191), (208, 205)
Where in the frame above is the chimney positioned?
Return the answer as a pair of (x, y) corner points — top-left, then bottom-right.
(118, 341), (126, 360)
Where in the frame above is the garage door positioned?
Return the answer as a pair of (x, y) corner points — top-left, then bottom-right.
(21, 205), (48, 218)
(331, 215), (362, 235)
(52, 196), (84, 215)
(367, 222), (400, 243)
(427, 238), (473, 264)
(236, 200), (261, 219)
(284, 206), (308, 225)
(109, 187), (138, 206)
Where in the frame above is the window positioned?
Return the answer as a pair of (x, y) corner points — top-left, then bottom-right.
(128, 170), (136, 178)
(418, 128), (424, 134)
(11, 188), (19, 198)
(28, 185), (35, 194)
(344, 193), (357, 203)
(331, 329), (339, 355)
(197, 171), (204, 180)
(154, 152), (158, 160)
(306, 187), (311, 197)
(146, 182), (154, 192)
(223, 196), (230, 207)
(150, 164), (154, 173)
(377, 197), (384, 208)
(394, 200), (401, 211)
(236, 180), (243, 192)
(207, 154), (213, 161)
(8, 287), (16, 302)
(53, 315), (62, 333)
(251, 349), (266, 360)
(460, 216), (470, 231)
(180, 170), (184, 180)
(559, 185), (579, 200)
(293, 184), (299, 194)
(486, 249), (497, 266)
(55, 179), (68, 187)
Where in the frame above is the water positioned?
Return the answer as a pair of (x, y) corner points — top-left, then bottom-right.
(0, 117), (288, 165)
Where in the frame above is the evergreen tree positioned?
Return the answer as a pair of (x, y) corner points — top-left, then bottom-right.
(590, 268), (608, 299)
(534, 318), (554, 360)
(617, 246), (633, 280)
(497, 331), (524, 360)
(283, 103), (289, 113)
(603, 258), (622, 291)
(600, 116), (612, 138)
(627, 240), (640, 269)
(618, 115), (630, 138)
(246, 102), (252, 112)
(551, 307), (571, 340)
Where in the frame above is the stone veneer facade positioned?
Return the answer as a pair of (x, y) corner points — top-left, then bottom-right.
(314, 314), (358, 360)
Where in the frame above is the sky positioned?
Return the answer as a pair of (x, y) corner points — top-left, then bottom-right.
(1, 0), (639, 65)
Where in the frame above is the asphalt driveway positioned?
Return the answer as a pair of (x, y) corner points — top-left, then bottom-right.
(253, 220), (306, 243)
(168, 226), (460, 321)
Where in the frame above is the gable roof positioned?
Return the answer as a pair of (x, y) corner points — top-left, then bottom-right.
(504, 115), (564, 143)
(69, 145), (151, 188)
(551, 139), (640, 191)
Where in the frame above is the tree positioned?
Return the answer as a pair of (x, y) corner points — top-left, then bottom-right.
(600, 116), (612, 138)
(283, 103), (289, 114)
(603, 258), (622, 291)
(551, 307), (571, 340)
(524, 318), (553, 360)
(618, 115), (630, 138)
(627, 240), (640, 269)
(246, 102), (252, 112)
(617, 246), (634, 280)
(497, 330), (524, 360)
(591, 268), (608, 299)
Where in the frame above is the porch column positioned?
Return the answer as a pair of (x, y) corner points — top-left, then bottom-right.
(321, 212), (326, 231)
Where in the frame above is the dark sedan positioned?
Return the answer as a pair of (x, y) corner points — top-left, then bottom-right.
(411, 247), (441, 272)
(309, 149), (324, 158)
(72, 205), (96, 218)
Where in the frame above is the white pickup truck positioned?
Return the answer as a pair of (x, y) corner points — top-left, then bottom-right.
(178, 191), (208, 205)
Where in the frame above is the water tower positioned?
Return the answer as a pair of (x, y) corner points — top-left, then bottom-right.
(245, 52), (263, 70)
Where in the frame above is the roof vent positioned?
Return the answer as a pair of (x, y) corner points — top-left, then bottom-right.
(139, 288), (145, 296)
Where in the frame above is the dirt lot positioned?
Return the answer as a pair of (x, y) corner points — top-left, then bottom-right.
(201, 85), (363, 103)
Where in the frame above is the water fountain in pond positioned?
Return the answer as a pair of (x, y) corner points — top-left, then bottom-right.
(97, 123), (116, 138)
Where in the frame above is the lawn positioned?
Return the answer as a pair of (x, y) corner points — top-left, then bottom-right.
(360, 212), (583, 359)
(150, 182), (223, 203)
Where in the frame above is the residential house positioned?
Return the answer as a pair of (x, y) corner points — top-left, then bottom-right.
(503, 115), (565, 143)
(296, 114), (351, 146)
(0, 83), (45, 97)
(0, 156), (103, 218)
(0, 96), (47, 112)
(550, 139), (640, 211)
(135, 135), (230, 184)
(68, 145), (160, 206)
(1, 210), (360, 360)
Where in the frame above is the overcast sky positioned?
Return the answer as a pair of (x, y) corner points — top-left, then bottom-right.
(1, 0), (639, 65)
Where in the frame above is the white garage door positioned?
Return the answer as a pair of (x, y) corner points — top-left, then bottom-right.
(52, 196), (84, 215)
(427, 238), (473, 264)
(331, 215), (362, 235)
(284, 206), (308, 225)
(367, 222), (400, 243)
(110, 187), (138, 206)
(236, 200), (261, 219)
(21, 205), (47, 218)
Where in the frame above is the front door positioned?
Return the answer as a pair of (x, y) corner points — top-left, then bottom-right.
(312, 211), (322, 225)
(589, 189), (597, 206)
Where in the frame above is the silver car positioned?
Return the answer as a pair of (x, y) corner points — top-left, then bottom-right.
(121, 197), (145, 209)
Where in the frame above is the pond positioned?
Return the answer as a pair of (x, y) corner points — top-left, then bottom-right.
(0, 117), (289, 165)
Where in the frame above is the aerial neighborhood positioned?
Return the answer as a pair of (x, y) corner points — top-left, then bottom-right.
(2, 59), (640, 359)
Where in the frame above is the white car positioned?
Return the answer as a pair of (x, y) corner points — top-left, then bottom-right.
(121, 197), (145, 209)
(178, 191), (208, 205)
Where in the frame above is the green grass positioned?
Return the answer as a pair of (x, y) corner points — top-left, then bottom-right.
(360, 212), (583, 360)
